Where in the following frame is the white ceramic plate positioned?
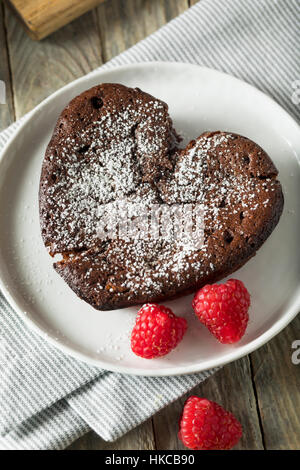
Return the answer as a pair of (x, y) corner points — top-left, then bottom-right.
(0, 62), (299, 376)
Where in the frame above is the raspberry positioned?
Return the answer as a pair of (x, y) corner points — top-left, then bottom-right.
(192, 279), (250, 344)
(131, 304), (187, 359)
(179, 396), (242, 450)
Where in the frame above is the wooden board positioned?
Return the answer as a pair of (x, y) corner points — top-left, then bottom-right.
(5, 0), (106, 40)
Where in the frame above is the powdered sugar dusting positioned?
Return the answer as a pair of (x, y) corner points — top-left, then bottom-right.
(40, 85), (281, 308)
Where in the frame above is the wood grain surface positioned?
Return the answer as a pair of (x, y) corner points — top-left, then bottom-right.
(0, 0), (299, 450)
(5, 0), (106, 40)
(0, 2), (14, 129)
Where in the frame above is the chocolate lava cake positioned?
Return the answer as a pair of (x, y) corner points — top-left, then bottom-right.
(39, 83), (284, 310)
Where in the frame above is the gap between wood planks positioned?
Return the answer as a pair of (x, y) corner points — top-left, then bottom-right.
(0, 1), (15, 127)
(249, 355), (266, 449)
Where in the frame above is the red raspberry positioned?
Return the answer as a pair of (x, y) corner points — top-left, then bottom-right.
(192, 279), (250, 344)
(179, 396), (242, 450)
(131, 304), (187, 359)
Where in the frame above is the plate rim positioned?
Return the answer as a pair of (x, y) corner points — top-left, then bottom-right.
(0, 61), (300, 376)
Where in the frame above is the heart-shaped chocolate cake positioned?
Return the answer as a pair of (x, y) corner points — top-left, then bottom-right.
(39, 84), (283, 310)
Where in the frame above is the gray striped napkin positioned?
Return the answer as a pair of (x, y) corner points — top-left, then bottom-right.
(0, 0), (299, 450)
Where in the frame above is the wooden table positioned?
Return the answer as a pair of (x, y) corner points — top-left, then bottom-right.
(1, 0), (299, 450)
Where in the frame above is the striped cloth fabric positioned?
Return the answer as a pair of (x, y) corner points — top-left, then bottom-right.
(0, 0), (299, 450)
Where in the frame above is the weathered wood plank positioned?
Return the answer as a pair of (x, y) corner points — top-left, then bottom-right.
(68, 419), (155, 450)
(153, 357), (264, 450)
(250, 315), (300, 450)
(0, 3), (15, 130)
(4, 5), (102, 118)
(96, 0), (189, 62)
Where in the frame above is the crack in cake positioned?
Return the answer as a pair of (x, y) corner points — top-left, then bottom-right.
(39, 83), (284, 310)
